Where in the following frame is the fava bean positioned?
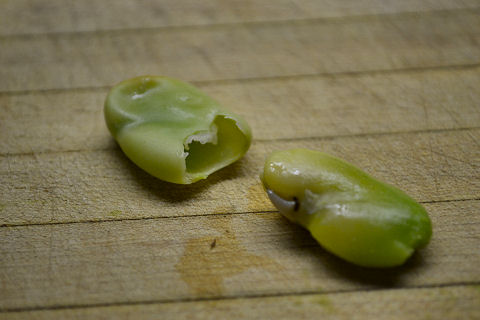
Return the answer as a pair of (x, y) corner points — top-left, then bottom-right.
(261, 148), (432, 268)
(105, 76), (252, 184)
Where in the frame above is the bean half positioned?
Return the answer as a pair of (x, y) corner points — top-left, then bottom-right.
(105, 76), (252, 184)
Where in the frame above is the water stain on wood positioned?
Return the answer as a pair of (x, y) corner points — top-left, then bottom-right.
(176, 215), (284, 296)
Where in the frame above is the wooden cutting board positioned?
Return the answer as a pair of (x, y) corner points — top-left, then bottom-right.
(1, 1), (479, 319)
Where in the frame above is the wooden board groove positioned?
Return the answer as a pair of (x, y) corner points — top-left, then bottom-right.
(3, 0), (480, 36)
(2, 198), (480, 229)
(2, 65), (479, 155)
(1, 9), (479, 91)
(1, 281), (479, 314)
(2, 284), (479, 319)
(0, 62), (479, 96)
(2, 286), (480, 319)
(1, 129), (479, 225)
(2, 7), (480, 39)
(1, 126), (479, 158)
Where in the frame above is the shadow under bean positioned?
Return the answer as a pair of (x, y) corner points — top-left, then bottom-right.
(273, 214), (430, 288)
(111, 142), (250, 203)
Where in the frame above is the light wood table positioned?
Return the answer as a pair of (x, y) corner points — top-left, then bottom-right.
(1, 1), (479, 319)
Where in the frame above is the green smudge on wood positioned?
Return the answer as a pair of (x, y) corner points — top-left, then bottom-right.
(314, 296), (335, 313)
(109, 210), (122, 216)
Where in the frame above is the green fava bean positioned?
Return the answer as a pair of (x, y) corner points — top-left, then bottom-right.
(261, 149), (432, 268)
(105, 76), (252, 184)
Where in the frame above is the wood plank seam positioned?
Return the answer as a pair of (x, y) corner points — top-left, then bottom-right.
(1, 281), (478, 314)
(1, 62), (479, 97)
(1, 198), (479, 229)
(1, 6), (478, 41)
(2, 129), (477, 224)
(1, 126), (478, 158)
(3, 8), (479, 92)
(0, 210), (277, 228)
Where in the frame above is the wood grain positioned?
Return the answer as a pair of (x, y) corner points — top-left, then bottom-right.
(1, 200), (479, 311)
(1, 129), (479, 225)
(2, 0), (480, 36)
(1, 66), (479, 155)
(3, 285), (479, 319)
(1, 9), (479, 92)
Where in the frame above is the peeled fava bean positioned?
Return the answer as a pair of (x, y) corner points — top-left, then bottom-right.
(261, 149), (432, 268)
(104, 76), (252, 184)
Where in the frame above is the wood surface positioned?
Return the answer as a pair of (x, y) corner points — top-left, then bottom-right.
(0, 1), (479, 319)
